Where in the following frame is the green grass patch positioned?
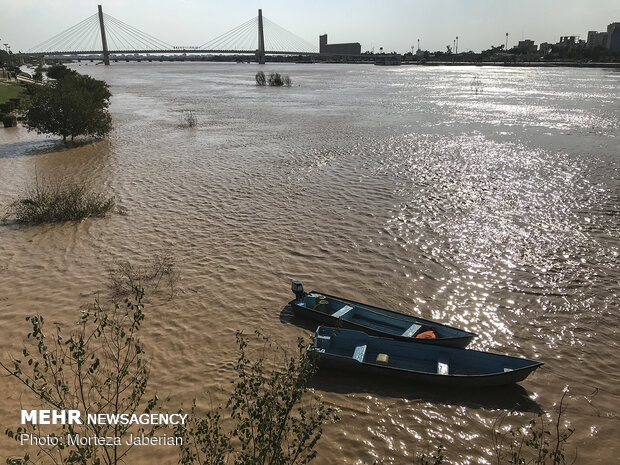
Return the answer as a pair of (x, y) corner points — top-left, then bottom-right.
(0, 81), (24, 105)
(5, 180), (116, 224)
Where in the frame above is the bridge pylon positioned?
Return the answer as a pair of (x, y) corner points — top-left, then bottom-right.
(98, 5), (110, 65)
(256, 9), (265, 64)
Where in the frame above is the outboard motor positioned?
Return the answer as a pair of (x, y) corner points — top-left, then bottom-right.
(291, 280), (304, 300)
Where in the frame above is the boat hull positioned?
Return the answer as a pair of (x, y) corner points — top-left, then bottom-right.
(290, 291), (476, 348)
(310, 327), (542, 387)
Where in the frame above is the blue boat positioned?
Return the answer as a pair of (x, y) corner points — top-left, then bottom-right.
(290, 280), (476, 348)
(310, 327), (543, 387)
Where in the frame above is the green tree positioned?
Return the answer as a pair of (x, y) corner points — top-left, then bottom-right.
(46, 64), (74, 80)
(0, 50), (9, 68)
(23, 70), (112, 143)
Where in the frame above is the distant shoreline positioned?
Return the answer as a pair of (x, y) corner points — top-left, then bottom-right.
(407, 61), (620, 69)
(16, 54), (620, 69)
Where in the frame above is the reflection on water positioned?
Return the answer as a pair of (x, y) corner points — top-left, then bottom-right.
(310, 368), (542, 414)
(0, 63), (619, 464)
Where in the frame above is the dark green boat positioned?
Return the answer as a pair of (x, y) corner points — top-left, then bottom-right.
(290, 280), (476, 348)
(310, 326), (543, 387)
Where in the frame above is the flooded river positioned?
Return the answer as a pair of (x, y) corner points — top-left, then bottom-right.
(0, 63), (618, 464)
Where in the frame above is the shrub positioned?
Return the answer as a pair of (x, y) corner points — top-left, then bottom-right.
(268, 72), (284, 86)
(256, 71), (266, 86)
(181, 110), (197, 128)
(5, 179), (116, 224)
(108, 252), (178, 298)
(176, 331), (337, 465)
(2, 113), (17, 127)
(33, 66), (43, 81)
(2, 288), (160, 465)
(492, 388), (575, 465)
(46, 63), (74, 80)
(255, 71), (291, 87)
(268, 73), (292, 87)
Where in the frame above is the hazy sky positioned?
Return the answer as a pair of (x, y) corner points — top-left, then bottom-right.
(2, 0), (619, 53)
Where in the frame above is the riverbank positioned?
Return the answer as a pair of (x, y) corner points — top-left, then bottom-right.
(408, 60), (620, 68)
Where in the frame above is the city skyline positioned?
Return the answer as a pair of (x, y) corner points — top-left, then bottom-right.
(2, 0), (619, 54)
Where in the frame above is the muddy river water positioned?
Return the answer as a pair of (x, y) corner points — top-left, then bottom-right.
(0, 63), (618, 463)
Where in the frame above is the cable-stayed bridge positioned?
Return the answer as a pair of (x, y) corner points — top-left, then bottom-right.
(21, 5), (318, 64)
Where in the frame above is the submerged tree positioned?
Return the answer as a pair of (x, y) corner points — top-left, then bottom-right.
(23, 66), (112, 143)
(255, 71), (267, 86)
(5, 178), (116, 224)
(255, 71), (292, 87)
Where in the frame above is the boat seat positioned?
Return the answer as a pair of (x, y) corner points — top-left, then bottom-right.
(402, 323), (422, 337)
(376, 353), (389, 364)
(437, 355), (450, 375)
(353, 345), (367, 362)
(332, 305), (353, 319)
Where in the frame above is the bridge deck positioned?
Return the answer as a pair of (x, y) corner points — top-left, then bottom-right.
(20, 49), (319, 57)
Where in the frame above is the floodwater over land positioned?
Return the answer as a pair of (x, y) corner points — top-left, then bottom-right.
(0, 63), (618, 463)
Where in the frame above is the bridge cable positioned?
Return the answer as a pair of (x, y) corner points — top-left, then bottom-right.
(103, 13), (173, 50)
(27, 13), (99, 52)
(46, 15), (97, 52)
(263, 17), (317, 53)
(199, 17), (257, 50)
(65, 16), (99, 51)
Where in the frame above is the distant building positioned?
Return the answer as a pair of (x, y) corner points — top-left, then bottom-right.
(587, 30), (608, 48)
(607, 23), (620, 51)
(516, 39), (537, 53)
(558, 36), (577, 46)
(556, 36), (585, 50)
(539, 42), (553, 54)
(319, 34), (361, 55)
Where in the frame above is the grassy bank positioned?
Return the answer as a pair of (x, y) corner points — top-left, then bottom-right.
(0, 80), (23, 105)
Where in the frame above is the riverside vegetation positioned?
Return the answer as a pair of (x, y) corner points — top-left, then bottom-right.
(22, 64), (112, 143)
(2, 289), (337, 465)
(2, 65), (116, 224)
(175, 332), (337, 465)
(2, 289), (161, 465)
(0, 80), (24, 128)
